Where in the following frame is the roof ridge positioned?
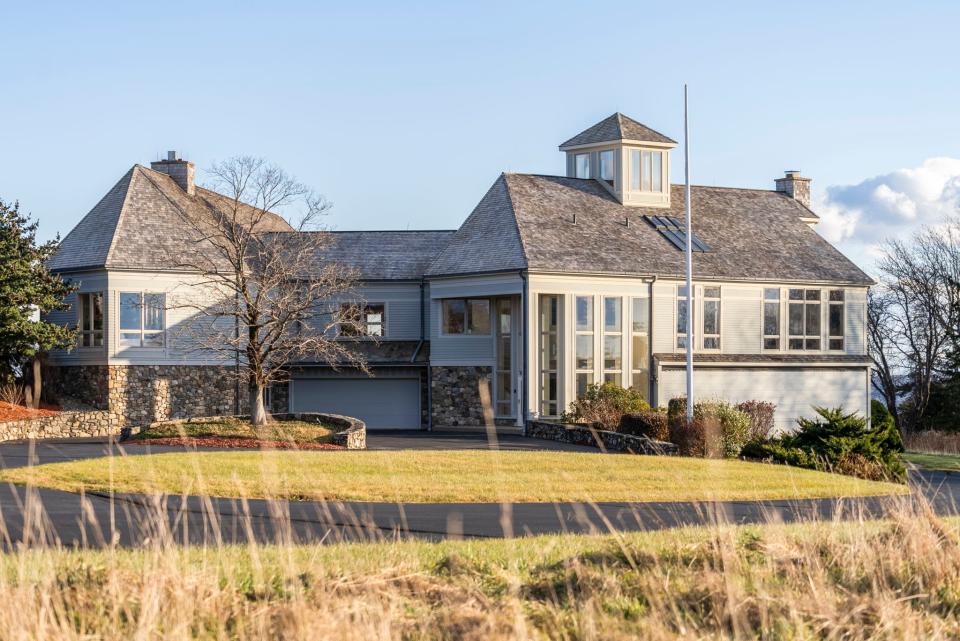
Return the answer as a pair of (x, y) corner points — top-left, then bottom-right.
(102, 165), (140, 268)
(501, 173), (529, 266)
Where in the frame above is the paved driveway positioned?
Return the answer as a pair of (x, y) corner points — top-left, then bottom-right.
(0, 435), (953, 549)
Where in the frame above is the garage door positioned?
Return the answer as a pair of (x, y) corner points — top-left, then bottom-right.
(658, 367), (869, 432)
(290, 378), (421, 430)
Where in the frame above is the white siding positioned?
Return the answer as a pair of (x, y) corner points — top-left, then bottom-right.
(723, 286), (762, 354)
(651, 281), (674, 353)
(354, 283), (424, 340)
(846, 288), (868, 355)
(45, 271), (110, 365)
(658, 366), (870, 431)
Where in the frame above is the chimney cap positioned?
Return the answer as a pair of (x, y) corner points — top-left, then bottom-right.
(166, 150), (178, 161)
(783, 170), (807, 179)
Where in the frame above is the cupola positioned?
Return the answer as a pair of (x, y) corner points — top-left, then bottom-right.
(559, 113), (676, 208)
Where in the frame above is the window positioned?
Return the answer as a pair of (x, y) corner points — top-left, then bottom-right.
(339, 303), (385, 337)
(119, 292), (165, 348)
(630, 297), (649, 398)
(539, 295), (559, 416)
(442, 299), (491, 335)
(77, 293), (104, 347)
(763, 288), (781, 350)
(495, 299), (513, 417)
(629, 149), (664, 193)
(788, 289), (821, 350)
(574, 296), (594, 398)
(602, 297), (622, 384)
(828, 290), (845, 350)
(599, 150), (615, 187)
(702, 286), (721, 349)
(677, 285), (691, 349)
(574, 153), (590, 179)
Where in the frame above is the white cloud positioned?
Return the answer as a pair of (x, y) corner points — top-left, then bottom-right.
(816, 157), (960, 249)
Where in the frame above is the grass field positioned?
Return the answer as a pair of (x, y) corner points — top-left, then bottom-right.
(905, 451), (960, 471)
(0, 504), (952, 640)
(0, 450), (907, 503)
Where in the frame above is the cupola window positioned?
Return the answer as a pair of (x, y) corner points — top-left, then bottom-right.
(630, 149), (663, 193)
(599, 150), (615, 187)
(574, 153), (590, 179)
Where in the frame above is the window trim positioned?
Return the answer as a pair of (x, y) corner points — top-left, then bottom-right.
(598, 149), (616, 188)
(787, 288), (822, 351)
(629, 296), (650, 399)
(441, 298), (492, 336)
(574, 295), (594, 399)
(77, 292), (104, 349)
(602, 296), (623, 385)
(574, 153), (591, 179)
(702, 286), (721, 350)
(828, 289), (845, 351)
(118, 291), (166, 349)
(629, 148), (665, 194)
(538, 294), (560, 417)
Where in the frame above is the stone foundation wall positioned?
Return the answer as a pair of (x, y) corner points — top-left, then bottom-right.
(46, 364), (109, 409)
(0, 410), (121, 442)
(109, 365), (241, 427)
(47, 364), (243, 428)
(430, 366), (492, 427)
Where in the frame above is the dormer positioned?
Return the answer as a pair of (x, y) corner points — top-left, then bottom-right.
(559, 113), (677, 208)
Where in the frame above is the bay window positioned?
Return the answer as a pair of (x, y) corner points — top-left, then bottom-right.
(539, 295), (559, 416)
(788, 289), (821, 350)
(602, 297), (622, 384)
(630, 297), (649, 398)
(763, 288), (781, 349)
(702, 286), (721, 349)
(828, 290), (845, 350)
(77, 292), (104, 347)
(574, 296), (594, 398)
(120, 292), (165, 348)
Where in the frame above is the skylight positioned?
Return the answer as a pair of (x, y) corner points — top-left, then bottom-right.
(643, 215), (710, 252)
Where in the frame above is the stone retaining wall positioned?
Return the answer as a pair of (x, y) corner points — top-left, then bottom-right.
(131, 412), (367, 450)
(527, 420), (677, 455)
(0, 409), (121, 442)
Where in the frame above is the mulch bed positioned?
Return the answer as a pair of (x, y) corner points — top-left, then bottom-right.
(125, 436), (344, 450)
(0, 401), (60, 422)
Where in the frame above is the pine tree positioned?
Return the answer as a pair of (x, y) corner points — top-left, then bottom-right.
(0, 198), (76, 405)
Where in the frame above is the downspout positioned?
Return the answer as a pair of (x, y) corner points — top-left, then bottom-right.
(413, 277), (433, 432)
(520, 270), (529, 436)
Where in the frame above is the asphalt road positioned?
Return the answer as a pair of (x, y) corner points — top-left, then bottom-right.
(0, 435), (954, 549)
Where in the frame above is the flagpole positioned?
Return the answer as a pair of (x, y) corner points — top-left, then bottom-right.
(683, 84), (694, 423)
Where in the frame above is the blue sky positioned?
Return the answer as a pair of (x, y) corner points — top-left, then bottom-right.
(2, 1), (958, 270)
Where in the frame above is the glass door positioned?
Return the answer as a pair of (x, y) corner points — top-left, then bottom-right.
(494, 298), (514, 418)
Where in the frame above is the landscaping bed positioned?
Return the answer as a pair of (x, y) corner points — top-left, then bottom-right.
(127, 415), (346, 449)
(0, 400), (59, 422)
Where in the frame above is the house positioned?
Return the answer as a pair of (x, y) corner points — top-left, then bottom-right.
(45, 113), (873, 432)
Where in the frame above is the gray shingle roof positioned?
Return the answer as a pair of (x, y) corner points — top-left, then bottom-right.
(560, 113), (677, 148)
(48, 165), (294, 272)
(426, 175), (527, 277)
(309, 231), (455, 280)
(429, 173), (872, 285)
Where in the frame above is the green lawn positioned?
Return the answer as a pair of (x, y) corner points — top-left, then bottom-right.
(0, 450), (907, 503)
(131, 417), (335, 444)
(905, 451), (960, 472)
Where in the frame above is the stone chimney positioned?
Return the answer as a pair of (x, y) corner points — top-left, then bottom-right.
(150, 151), (195, 196)
(775, 170), (811, 208)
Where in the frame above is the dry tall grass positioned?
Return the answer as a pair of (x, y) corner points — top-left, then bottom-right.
(0, 487), (957, 639)
(905, 430), (960, 455)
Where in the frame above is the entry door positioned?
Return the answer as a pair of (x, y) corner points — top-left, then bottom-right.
(494, 298), (515, 418)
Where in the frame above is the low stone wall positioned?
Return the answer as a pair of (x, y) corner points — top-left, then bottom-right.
(130, 412), (367, 450)
(0, 409), (122, 442)
(527, 420), (677, 455)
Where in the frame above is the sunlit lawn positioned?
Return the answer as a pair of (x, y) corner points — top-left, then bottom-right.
(905, 451), (960, 472)
(0, 450), (907, 503)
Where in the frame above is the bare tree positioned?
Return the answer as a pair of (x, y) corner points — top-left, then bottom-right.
(874, 221), (960, 429)
(867, 288), (902, 428)
(165, 157), (368, 425)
